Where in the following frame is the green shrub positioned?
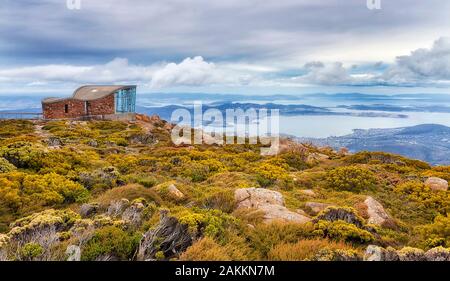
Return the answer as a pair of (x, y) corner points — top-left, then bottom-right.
(419, 214), (450, 248)
(280, 152), (309, 171)
(174, 207), (238, 241)
(0, 172), (89, 220)
(22, 173), (90, 205)
(326, 166), (377, 192)
(394, 181), (450, 214)
(19, 242), (44, 261)
(252, 158), (291, 187)
(0, 157), (16, 173)
(0, 142), (45, 170)
(81, 226), (140, 261)
(0, 120), (34, 138)
(313, 220), (374, 244)
(345, 151), (430, 169)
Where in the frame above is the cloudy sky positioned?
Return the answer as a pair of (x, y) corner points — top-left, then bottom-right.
(1, 0), (450, 95)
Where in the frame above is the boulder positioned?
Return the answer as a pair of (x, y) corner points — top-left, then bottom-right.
(259, 205), (311, 224)
(295, 209), (309, 216)
(234, 188), (311, 224)
(47, 137), (63, 147)
(235, 188), (284, 209)
(167, 184), (185, 199)
(299, 189), (316, 197)
(425, 247), (450, 261)
(306, 153), (329, 164)
(66, 245), (81, 261)
(364, 245), (383, 261)
(364, 196), (390, 226)
(128, 133), (155, 145)
(425, 177), (448, 191)
(122, 202), (145, 227)
(305, 202), (332, 215)
(79, 203), (99, 218)
(364, 245), (399, 261)
(87, 139), (98, 147)
(0, 234), (9, 260)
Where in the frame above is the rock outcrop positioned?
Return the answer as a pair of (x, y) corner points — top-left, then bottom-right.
(167, 184), (185, 200)
(425, 177), (448, 191)
(306, 152), (329, 164)
(364, 245), (399, 261)
(397, 247), (426, 261)
(46, 137), (64, 147)
(121, 202), (145, 227)
(305, 202), (332, 215)
(66, 245), (81, 261)
(364, 196), (391, 226)
(364, 245), (450, 261)
(235, 188), (311, 224)
(79, 203), (99, 218)
(299, 189), (316, 197)
(424, 246), (450, 261)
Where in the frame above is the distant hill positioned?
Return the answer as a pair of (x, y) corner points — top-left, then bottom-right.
(136, 102), (407, 121)
(298, 124), (450, 165)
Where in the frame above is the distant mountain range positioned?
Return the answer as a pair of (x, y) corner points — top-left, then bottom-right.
(135, 102), (407, 121)
(296, 124), (450, 165)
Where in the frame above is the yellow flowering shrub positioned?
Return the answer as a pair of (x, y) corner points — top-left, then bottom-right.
(326, 166), (378, 192)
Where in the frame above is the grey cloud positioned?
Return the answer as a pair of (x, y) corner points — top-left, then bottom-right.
(1, 0), (450, 64)
(294, 62), (357, 86)
(382, 37), (450, 86)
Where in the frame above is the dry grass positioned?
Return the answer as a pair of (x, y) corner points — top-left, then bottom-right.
(94, 184), (163, 207)
(179, 237), (232, 261)
(268, 239), (353, 261)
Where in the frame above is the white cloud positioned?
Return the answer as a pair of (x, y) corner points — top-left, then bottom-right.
(0, 56), (261, 90)
(150, 56), (220, 88)
(0, 58), (156, 84)
(3, 38), (450, 91)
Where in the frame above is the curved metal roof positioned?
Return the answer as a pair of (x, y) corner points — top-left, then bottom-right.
(42, 85), (135, 104)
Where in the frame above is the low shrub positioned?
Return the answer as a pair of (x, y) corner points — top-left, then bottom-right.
(0, 142), (45, 170)
(175, 207), (238, 241)
(313, 220), (374, 244)
(418, 214), (450, 248)
(394, 181), (450, 214)
(0, 158), (16, 173)
(81, 226), (140, 261)
(19, 242), (44, 261)
(197, 190), (236, 213)
(0, 120), (34, 138)
(325, 166), (377, 192)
